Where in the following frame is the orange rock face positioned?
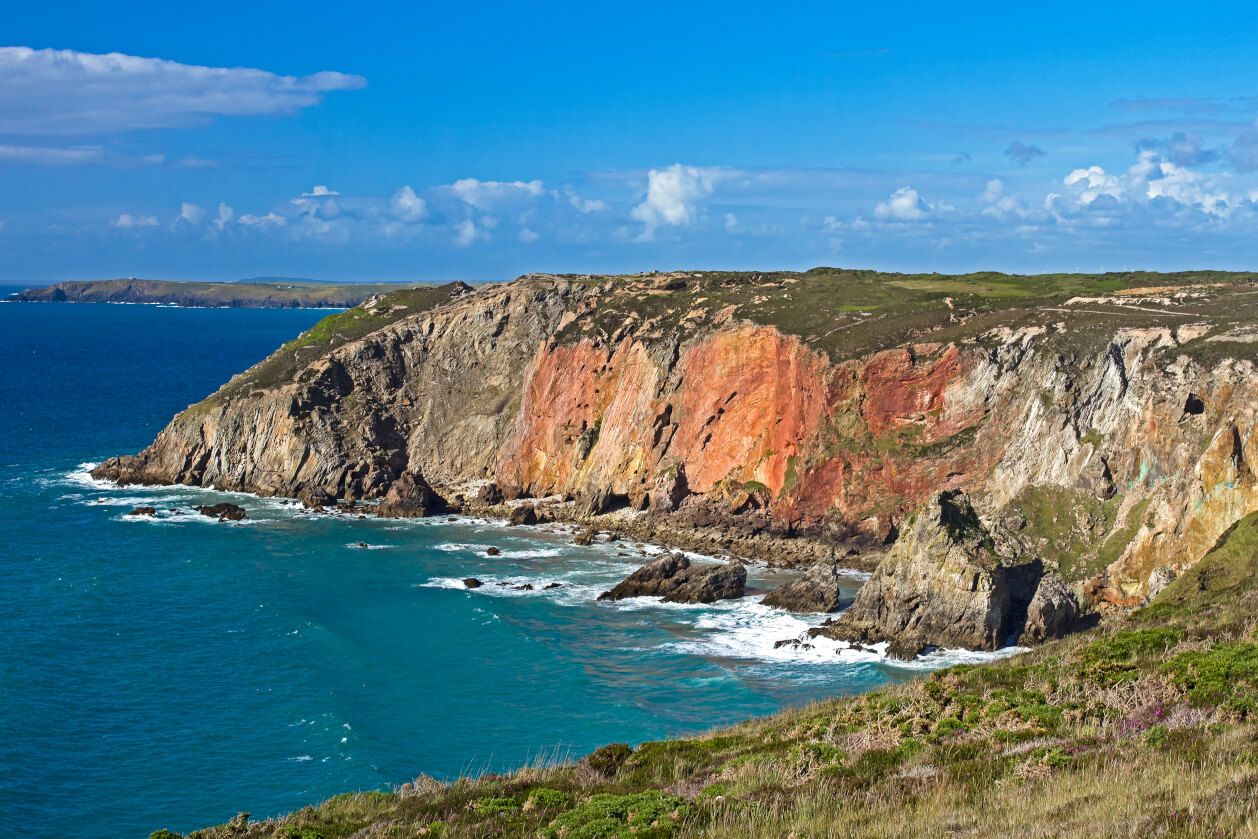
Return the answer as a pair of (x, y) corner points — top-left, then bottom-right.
(497, 325), (1000, 534)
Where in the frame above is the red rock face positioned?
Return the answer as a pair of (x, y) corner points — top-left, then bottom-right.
(496, 325), (997, 534)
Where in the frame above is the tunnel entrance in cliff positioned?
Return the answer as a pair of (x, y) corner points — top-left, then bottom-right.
(1183, 393), (1205, 418)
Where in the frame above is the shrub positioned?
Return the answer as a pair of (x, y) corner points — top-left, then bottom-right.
(1163, 642), (1258, 714)
(587, 742), (634, 776)
(471, 796), (520, 816)
(540, 792), (692, 839)
(526, 788), (569, 810)
(150, 831), (182, 839)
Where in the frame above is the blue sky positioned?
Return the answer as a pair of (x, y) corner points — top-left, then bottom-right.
(4, 1), (1258, 283)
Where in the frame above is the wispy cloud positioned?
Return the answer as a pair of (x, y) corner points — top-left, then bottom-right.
(1004, 141), (1045, 166)
(0, 47), (365, 136)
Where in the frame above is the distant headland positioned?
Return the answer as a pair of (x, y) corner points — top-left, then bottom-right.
(5, 278), (438, 309)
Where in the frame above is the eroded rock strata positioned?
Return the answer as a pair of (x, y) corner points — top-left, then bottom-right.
(93, 270), (1258, 650)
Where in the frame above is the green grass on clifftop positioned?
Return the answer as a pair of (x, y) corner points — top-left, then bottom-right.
(166, 512), (1258, 839)
(550, 268), (1258, 364)
(184, 283), (470, 414)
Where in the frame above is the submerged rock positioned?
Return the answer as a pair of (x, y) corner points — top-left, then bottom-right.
(573, 527), (598, 546)
(376, 471), (446, 518)
(463, 578), (483, 589)
(485, 546), (501, 556)
(196, 502), (247, 522)
(125, 506), (157, 517)
(762, 561), (851, 613)
(598, 552), (746, 604)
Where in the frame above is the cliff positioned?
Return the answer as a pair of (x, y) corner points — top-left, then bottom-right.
(94, 268), (1258, 610)
(6, 278), (434, 308)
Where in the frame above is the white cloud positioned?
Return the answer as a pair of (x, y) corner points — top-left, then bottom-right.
(1047, 150), (1238, 222)
(390, 186), (428, 223)
(453, 219), (480, 247)
(979, 179), (1030, 220)
(874, 186), (933, 221)
(178, 202), (205, 225)
(724, 212), (739, 232)
(238, 212), (286, 226)
(0, 47), (365, 135)
(568, 193), (607, 213)
(0, 144), (108, 165)
(518, 227), (539, 243)
(450, 178), (545, 210)
(302, 185), (340, 197)
(630, 163), (723, 239)
(113, 213), (158, 228)
(212, 203), (235, 231)
(979, 179), (1005, 204)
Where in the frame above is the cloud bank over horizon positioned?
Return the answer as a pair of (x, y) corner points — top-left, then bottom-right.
(6, 25), (1258, 281)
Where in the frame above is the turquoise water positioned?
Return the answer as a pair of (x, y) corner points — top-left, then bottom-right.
(0, 293), (983, 838)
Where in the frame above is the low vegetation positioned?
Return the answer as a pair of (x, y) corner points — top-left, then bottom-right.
(162, 514), (1258, 838)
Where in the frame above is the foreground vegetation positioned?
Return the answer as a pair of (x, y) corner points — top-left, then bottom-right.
(162, 514), (1258, 838)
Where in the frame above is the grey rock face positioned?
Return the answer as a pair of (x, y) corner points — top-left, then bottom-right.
(816, 492), (1080, 658)
(376, 471), (445, 518)
(762, 561), (851, 613)
(1019, 572), (1079, 645)
(598, 552), (746, 604)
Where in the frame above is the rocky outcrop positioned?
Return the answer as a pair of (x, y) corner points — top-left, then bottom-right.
(508, 504), (538, 526)
(817, 492), (1010, 656)
(196, 502), (247, 522)
(126, 506), (156, 516)
(376, 471), (445, 518)
(761, 561), (852, 613)
(1019, 572), (1079, 645)
(598, 553), (747, 604)
(815, 492), (1080, 658)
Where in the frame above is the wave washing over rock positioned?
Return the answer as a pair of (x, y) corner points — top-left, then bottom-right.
(90, 269), (1258, 657)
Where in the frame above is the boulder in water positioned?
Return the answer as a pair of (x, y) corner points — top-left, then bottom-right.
(196, 502), (247, 522)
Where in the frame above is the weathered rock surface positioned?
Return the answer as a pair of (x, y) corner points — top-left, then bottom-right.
(816, 492), (1080, 658)
(761, 561), (853, 613)
(508, 504), (538, 526)
(91, 271), (1258, 601)
(1019, 572), (1079, 645)
(463, 578), (482, 589)
(126, 506), (156, 516)
(817, 492), (1010, 655)
(196, 502), (247, 522)
(598, 552), (747, 604)
(376, 471), (445, 518)
(662, 562), (747, 604)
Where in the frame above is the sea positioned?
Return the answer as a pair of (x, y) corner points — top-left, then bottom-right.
(0, 290), (1005, 837)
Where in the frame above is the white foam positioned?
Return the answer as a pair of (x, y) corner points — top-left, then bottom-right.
(346, 543), (392, 550)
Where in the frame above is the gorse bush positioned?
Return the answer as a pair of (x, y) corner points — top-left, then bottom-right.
(539, 792), (693, 839)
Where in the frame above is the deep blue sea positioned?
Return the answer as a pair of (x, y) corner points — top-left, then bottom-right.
(0, 291), (996, 838)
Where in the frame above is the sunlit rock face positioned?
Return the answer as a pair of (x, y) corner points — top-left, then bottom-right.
(93, 272), (1258, 606)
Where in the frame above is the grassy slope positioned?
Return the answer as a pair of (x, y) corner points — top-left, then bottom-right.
(550, 268), (1258, 364)
(170, 513), (1258, 839)
(8, 278), (434, 307)
(185, 282), (471, 413)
